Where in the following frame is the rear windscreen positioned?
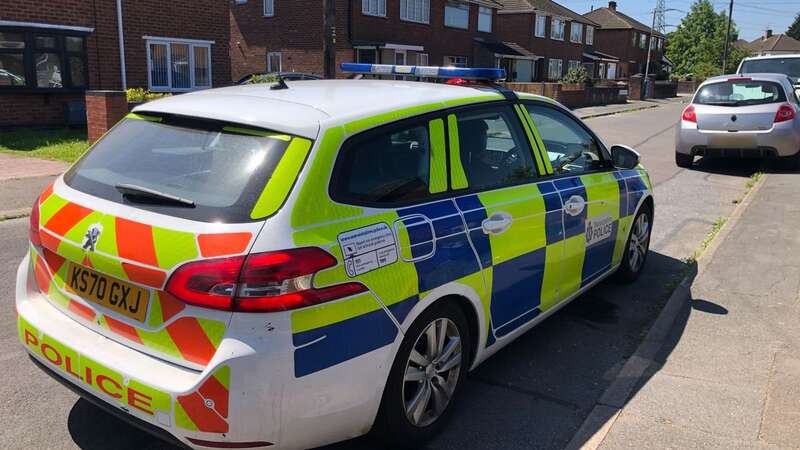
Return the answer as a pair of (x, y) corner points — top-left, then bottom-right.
(739, 58), (800, 82)
(694, 80), (786, 106)
(64, 115), (294, 222)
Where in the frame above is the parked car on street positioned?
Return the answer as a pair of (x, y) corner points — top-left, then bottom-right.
(18, 64), (653, 450)
(675, 73), (800, 168)
(738, 54), (800, 99)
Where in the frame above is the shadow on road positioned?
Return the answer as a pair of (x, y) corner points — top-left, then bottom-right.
(66, 251), (697, 450)
(692, 155), (797, 177)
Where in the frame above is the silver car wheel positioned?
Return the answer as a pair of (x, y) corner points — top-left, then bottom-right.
(402, 318), (462, 428)
(628, 212), (650, 272)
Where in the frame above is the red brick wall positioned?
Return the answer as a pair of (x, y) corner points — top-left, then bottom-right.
(0, 93), (84, 127)
(592, 28), (664, 78)
(85, 91), (128, 142)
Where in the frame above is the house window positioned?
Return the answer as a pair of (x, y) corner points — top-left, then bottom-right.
(146, 38), (213, 92)
(445, 55), (468, 67)
(568, 60), (581, 71)
(400, 0), (430, 23)
(550, 18), (565, 40)
(632, 33), (637, 47)
(548, 58), (563, 80)
(534, 15), (546, 38)
(586, 26), (594, 45)
(0, 29), (87, 90)
(264, 0), (274, 16)
(363, 0), (386, 17)
(570, 22), (582, 43)
(417, 53), (429, 66)
(478, 6), (492, 32)
(639, 33), (647, 49)
(267, 52), (281, 72)
(356, 48), (377, 64)
(444, 2), (469, 29)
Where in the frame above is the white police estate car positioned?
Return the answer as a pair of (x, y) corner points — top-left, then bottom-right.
(18, 64), (653, 449)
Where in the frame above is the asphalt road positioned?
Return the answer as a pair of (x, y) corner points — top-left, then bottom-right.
(0, 99), (771, 450)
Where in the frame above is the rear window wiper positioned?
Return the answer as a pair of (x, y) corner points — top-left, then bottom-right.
(115, 183), (196, 207)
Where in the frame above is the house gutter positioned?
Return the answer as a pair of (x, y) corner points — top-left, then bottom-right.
(115, 0), (127, 90)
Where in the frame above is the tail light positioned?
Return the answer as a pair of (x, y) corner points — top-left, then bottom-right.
(166, 247), (367, 312)
(29, 197), (41, 247)
(775, 104), (796, 123)
(682, 105), (697, 123)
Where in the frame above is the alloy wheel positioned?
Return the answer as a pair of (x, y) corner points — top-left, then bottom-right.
(628, 212), (650, 272)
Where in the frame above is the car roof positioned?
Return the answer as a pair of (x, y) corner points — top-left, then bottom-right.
(133, 80), (512, 139)
(702, 73), (793, 85)
(740, 54), (800, 61)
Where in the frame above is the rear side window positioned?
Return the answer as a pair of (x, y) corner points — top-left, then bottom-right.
(332, 122), (433, 206)
(695, 80), (786, 106)
(65, 116), (295, 222)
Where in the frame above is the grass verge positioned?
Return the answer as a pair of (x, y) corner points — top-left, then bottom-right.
(0, 128), (89, 163)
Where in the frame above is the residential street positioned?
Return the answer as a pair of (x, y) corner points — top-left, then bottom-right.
(0, 99), (784, 450)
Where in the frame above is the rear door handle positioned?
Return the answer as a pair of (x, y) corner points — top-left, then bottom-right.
(482, 212), (513, 235)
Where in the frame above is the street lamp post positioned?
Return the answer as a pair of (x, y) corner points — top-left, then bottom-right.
(722, 0), (734, 74)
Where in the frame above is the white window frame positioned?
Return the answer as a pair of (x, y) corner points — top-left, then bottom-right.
(363, 0), (387, 17)
(264, 0), (274, 17)
(548, 58), (563, 80)
(570, 22), (582, 43)
(586, 25), (594, 45)
(550, 18), (565, 40)
(444, 55), (468, 67)
(356, 48), (378, 64)
(144, 36), (214, 93)
(639, 33), (647, 49)
(535, 14), (546, 38)
(444, 2), (469, 30)
(400, 0), (430, 23)
(267, 51), (282, 72)
(478, 6), (492, 32)
(568, 60), (581, 71)
(417, 52), (429, 66)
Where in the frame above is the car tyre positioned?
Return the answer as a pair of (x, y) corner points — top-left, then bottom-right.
(675, 152), (693, 168)
(371, 301), (471, 449)
(615, 204), (652, 283)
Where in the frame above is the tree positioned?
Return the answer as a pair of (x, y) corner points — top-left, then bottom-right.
(788, 13), (800, 41)
(665, 0), (749, 78)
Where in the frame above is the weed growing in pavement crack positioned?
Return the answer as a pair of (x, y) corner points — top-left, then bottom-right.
(733, 172), (763, 204)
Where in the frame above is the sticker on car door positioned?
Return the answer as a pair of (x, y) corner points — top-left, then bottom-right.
(585, 214), (614, 247)
(338, 223), (398, 277)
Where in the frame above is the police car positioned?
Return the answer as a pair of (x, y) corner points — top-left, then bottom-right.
(17, 64), (653, 449)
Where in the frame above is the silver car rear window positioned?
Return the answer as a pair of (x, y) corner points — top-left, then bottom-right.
(695, 80), (786, 107)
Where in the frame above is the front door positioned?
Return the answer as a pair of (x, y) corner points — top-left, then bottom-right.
(448, 104), (559, 344)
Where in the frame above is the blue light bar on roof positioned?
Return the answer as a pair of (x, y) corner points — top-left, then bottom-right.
(340, 63), (506, 81)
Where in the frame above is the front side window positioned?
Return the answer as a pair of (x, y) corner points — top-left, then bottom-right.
(0, 29), (86, 90)
(267, 52), (282, 72)
(570, 22), (582, 43)
(478, 6), (492, 32)
(586, 26), (594, 45)
(65, 116), (295, 222)
(548, 59), (563, 80)
(551, 19), (565, 40)
(454, 107), (538, 191)
(525, 104), (606, 176)
(332, 122), (433, 205)
(695, 80), (786, 106)
(147, 39), (213, 92)
(535, 15), (546, 38)
(401, 0), (430, 23)
(363, 0), (387, 16)
(444, 1), (469, 29)
(444, 55), (468, 67)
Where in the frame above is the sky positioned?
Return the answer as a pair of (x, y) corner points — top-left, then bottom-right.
(559, 0), (799, 41)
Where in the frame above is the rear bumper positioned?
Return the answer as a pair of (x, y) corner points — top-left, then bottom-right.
(15, 253), (395, 450)
(676, 121), (800, 157)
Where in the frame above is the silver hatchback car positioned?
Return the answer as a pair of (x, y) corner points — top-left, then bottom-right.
(675, 73), (800, 168)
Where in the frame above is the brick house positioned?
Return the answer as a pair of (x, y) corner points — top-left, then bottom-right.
(230, 0), (510, 82)
(0, 0), (230, 127)
(747, 30), (800, 56)
(583, 1), (665, 79)
(495, 0), (617, 82)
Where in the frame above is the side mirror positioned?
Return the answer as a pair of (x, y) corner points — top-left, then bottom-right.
(611, 144), (640, 170)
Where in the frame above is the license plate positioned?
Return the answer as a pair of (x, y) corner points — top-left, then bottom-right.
(65, 263), (150, 322)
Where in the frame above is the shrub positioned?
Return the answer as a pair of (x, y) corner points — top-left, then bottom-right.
(248, 73), (280, 84)
(126, 88), (171, 103)
(560, 67), (591, 85)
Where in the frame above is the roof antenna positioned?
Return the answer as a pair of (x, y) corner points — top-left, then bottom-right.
(270, 74), (289, 90)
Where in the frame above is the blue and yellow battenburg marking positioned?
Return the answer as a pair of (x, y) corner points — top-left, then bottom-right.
(285, 106), (653, 378)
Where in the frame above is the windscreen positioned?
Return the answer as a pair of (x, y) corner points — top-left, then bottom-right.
(739, 58), (800, 82)
(64, 115), (293, 222)
(694, 80), (786, 106)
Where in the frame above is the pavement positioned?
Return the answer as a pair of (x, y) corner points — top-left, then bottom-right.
(0, 97), (782, 450)
(0, 153), (67, 219)
(574, 97), (681, 120)
(573, 172), (800, 450)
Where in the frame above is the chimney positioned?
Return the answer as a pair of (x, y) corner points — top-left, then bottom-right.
(764, 29), (773, 39)
(609, 1), (617, 10)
